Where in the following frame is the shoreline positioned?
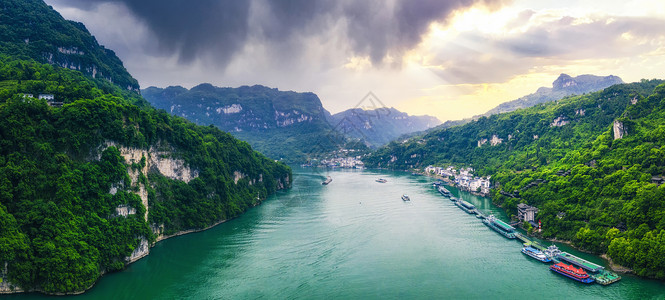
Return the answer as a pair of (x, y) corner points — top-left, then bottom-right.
(0, 196), (271, 296)
(414, 171), (491, 197)
(416, 168), (634, 276)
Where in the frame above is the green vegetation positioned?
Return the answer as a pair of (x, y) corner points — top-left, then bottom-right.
(142, 84), (366, 163)
(365, 79), (665, 279)
(0, 0), (139, 91)
(0, 57), (290, 293)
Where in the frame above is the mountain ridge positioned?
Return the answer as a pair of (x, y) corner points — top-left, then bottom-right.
(327, 107), (440, 147)
(434, 73), (624, 131)
(0, 0), (140, 91)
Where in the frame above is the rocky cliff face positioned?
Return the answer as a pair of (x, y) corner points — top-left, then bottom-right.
(613, 120), (626, 140)
(142, 84), (348, 163)
(101, 142), (202, 263)
(143, 84), (329, 132)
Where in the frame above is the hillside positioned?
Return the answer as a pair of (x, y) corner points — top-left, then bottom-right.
(485, 73), (624, 115)
(432, 74), (624, 131)
(0, 56), (291, 295)
(142, 84), (360, 163)
(327, 107), (440, 147)
(0, 0), (292, 294)
(0, 0), (139, 91)
(364, 79), (665, 279)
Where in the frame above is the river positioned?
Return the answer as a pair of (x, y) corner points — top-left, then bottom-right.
(6, 168), (665, 299)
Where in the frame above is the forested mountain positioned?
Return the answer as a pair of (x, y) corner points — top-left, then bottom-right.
(143, 85), (362, 163)
(485, 73), (624, 115)
(365, 79), (665, 279)
(328, 107), (440, 147)
(433, 74), (624, 131)
(0, 0), (139, 91)
(0, 1), (291, 294)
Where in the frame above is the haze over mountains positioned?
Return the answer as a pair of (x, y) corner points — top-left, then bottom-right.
(143, 84), (441, 162)
(327, 107), (440, 147)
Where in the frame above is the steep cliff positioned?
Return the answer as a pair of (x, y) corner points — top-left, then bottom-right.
(0, 57), (291, 295)
(143, 84), (350, 163)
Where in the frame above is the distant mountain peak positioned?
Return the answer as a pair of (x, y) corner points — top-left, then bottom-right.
(552, 73), (576, 90)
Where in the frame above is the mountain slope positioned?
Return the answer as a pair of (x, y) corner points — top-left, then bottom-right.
(142, 84), (355, 163)
(328, 107), (440, 147)
(0, 0), (292, 293)
(0, 0), (139, 91)
(0, 55), (291, 295)
(365, 79), (665, 279)
(485, 73), (623, 115)
(432, 74), (624, 131)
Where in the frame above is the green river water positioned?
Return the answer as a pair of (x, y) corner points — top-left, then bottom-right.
(5, 168), (665, 299)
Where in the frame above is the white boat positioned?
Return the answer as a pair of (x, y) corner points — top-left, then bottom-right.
(401, 194), (411, 201)
(521, 246), (552, 262)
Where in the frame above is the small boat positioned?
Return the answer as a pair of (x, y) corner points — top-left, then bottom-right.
(321, 176), (332, 185)
(376, 178), (387, 183)
(401, 194), (411, 201)
(549, 262), (595, 283)
(521, 246), (552, 262)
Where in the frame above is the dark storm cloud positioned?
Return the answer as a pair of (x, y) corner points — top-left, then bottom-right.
(53, 0), (505, 66)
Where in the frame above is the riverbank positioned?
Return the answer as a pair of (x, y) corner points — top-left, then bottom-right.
(415, 170), (490, 197)
(0, 194), (272, 296)
(422, 169), (636, 277)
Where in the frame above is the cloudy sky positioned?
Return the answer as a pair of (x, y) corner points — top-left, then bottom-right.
(45, 0), (665, 121)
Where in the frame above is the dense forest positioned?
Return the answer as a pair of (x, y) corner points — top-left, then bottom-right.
(0, 56), (291, 293)
(142, 84), (367, 163)
(0, 0), (139, 91)
(365, 80), (665, 279)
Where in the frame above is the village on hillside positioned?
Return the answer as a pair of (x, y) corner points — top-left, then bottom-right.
(424, 165), (491, 195)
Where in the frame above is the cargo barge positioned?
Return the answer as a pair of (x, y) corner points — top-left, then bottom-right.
(455, 199), (477, 214)
(482, 215), (516, 239)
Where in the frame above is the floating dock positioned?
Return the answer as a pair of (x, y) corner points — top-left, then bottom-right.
(556, 252), (604, 273)
(591, 270), (622, 285)
(428, 182), (620, 286)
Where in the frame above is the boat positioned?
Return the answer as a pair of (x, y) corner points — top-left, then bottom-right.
(482, 215), (516, 239)
(321, 176), (332, 185)
(556, 252), (605, 273)
(437, 186), (451, 197)
(376, 178), (387, 183)
(449, 196), (458, 202)
(549, 262), (595, 283)
(401, 194), (411, 201)
(544, 244), (562, 260)
(455, 199), (476, 214)
(521, 246), (552, 262)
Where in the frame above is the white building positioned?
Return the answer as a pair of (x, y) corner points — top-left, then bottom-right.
(39, 94), (55, 100)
